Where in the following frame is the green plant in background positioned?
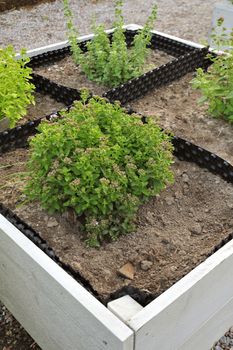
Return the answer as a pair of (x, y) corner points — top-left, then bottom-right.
(25, 93), (174, 247)
(192, 18), (233, 123)
(0, 46), (35, 128)
(63, 0), (157, 87)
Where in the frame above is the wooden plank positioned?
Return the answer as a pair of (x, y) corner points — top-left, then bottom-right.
(0, 214), (134, 350)
(128, 239), (233, 350)
(108, 295), (143, 323)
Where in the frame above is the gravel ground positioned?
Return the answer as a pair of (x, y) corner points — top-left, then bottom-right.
(0, 0), (219, 51)
(0, 0), (231, 349)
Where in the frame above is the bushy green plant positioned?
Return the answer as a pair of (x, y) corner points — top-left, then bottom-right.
(191, 19), (233, 123)
(0, 46), (35, 128)
(63, 0), (157, 87)
(25, 94), (174, 247)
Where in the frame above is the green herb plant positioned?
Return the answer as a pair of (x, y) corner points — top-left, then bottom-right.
(25, 93), (174, 247)
(192, 18), (233, 123)
(63, 0), (157, 87)
(0, 46), (35, 128)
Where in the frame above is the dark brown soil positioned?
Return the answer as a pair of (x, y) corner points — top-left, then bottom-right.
(0, 0), (55, 12)
(0, 303), (41, 350)
(20, 92), (65, 125)
(35, 49), (174, 96)
(131, 72), (233, 165)
(1, 147), (233, 300)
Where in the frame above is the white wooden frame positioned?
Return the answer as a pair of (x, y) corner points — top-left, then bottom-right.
(0, 214), (134, 350)
(1, 26), (233, 350)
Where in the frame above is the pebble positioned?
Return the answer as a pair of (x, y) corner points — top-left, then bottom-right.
(215, 345), (223, 350)
(140, 260), (153, 271)
(182, 173), (189, 183)
(189, 223), (202, 235)
(118, 262), (135, 280)
(47, 217), (59, 228)
(165, 196), (175, 205)
(220, 335), (231, 346)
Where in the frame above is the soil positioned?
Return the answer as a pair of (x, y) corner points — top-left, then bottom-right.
(1, 147), (233, 300)
(0, 303), (40, 350)
(19, 92), (65, 125)
(35, 49), (174, 96)
(131, 72), (233, 166)
(0, 93), (64, 132)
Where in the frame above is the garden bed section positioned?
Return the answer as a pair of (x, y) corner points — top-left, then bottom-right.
(1, 108), (233, 349)
(130, 72), (233, 165)
(27, 24), (209, 104)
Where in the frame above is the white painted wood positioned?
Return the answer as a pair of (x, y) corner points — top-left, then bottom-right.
(0, 214), (134, 350)
(108, 295), (143, 324)
(15, 25), (128, 59)
(128, 239), (233, 350)
(209, 1), (233, 49)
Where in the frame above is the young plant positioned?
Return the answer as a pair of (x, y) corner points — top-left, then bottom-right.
(0, 46), (35, 128)
(63, 0), (157, 87)
(25, 94), (174, 247)
(191, 19), (233, 123)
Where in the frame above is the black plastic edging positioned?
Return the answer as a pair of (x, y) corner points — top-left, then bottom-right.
(0, 113), (233, 306)
(27, 29), (198, 69)
(27, 29), (211, 107)
(32, 73), (82, 106)
(104, 47), (210, 104)
(0, 202), (100, 299)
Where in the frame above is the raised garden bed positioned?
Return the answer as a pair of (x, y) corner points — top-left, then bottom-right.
(1, 25), (233, 350)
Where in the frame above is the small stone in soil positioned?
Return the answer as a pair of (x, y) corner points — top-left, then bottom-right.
(189, 223), (202, 235)
(164, 196), (175, 205)
(47, 217), (59, 228)
(118, 262), (135, 280)
(220, 335), (231, 346)
(182, 173), (189, 183)
(140, 260), (153, 271)
(215, 345), (223, 350)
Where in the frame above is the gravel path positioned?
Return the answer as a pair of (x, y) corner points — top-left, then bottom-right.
(0, 0), (231, 349)
(0, 0), (219, 51)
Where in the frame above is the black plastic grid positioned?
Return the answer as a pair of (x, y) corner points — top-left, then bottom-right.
(32, 73), (82, 105)
(104, 47), (209, 104)
(28, 29), (198, 69)
(28, 29), (211, 106)
(0, 114), (233, 305)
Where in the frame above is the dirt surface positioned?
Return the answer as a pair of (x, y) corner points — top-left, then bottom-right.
(0, 303), (40, 350)
(35, 49), (174, 95)
(131, 72), (233, 165)
(0, 148), (233, 300)
(19, 92), (65, 125)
